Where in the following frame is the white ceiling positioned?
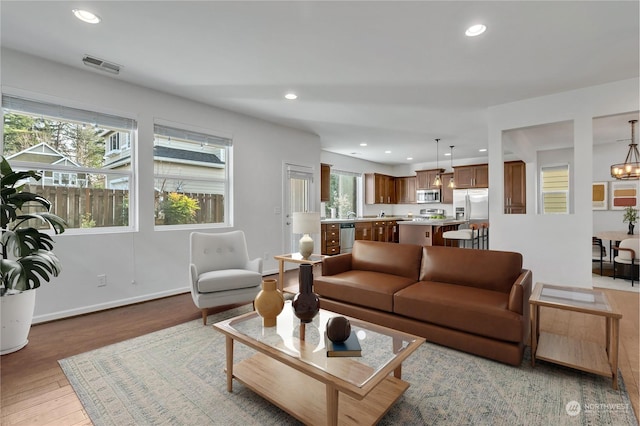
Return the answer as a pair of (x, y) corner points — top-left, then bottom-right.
(1, 1), (639, 165)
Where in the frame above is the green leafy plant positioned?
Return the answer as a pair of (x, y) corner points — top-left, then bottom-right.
(1, 156), (67, 295)
(161, 192), (200, 225)
(623, 206), (638, 224)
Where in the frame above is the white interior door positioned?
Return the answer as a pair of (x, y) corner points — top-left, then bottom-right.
(283, 163), (315, 254)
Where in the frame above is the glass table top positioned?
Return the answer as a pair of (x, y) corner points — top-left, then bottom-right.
(531, 283), (614, 313)
(217, 301), (423, 388)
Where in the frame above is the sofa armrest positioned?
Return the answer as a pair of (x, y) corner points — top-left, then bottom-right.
(508, 269), (532, 315)
(246, 257), (264, 274)
(322, 253), (353, 276)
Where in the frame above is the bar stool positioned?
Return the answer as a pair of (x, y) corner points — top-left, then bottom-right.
(479, 222), (489, 249)
(443, 224), (480, 248)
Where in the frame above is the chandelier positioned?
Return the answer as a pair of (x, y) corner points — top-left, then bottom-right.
(611, 119), (639, 180)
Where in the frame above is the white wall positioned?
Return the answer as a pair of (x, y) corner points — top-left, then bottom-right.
(2, 49), (321, 322)
(488, 78), (640, 288)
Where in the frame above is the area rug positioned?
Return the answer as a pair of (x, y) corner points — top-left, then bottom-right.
(59, 305), (637, 426)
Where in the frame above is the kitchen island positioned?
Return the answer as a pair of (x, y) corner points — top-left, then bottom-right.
(398, 219), (466, 246)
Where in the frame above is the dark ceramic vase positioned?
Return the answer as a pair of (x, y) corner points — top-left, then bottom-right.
(292, 263), (319, 323)
(629, 223), (635, 235)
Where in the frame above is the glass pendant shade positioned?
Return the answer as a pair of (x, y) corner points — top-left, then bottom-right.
(448, 145), (456, 188)
(611, 120), (640, 180)
(433, 138), (442, 186)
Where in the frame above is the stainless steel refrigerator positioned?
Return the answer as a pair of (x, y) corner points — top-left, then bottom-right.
(453, 188), (489, 221)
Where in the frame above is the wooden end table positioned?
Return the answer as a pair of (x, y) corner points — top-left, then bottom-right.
(273, 253), (324, 293)
(529, 282), (622, 389)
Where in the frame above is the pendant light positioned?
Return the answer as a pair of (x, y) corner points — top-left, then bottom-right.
(433, 138), (442, 187)
(448, 145), (456, 188)
(611, 120), (640, 180)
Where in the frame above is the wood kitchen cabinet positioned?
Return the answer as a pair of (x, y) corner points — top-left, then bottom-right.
(440, 172), (454, 204)
(454, 164), (488, 188)
(321, 223), (340, 255)
(504, 160), (526, 214)
(365, 173), (396, 204)
(416, 169), (445, 189)
(395, 176), (416, 204)
(386, 220), (399, 243)
(321, 163), (331, 202)
(355, 221), (372, 241)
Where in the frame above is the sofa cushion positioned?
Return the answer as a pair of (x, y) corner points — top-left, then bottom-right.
(197, 269), (262, 293)
(314, 270), (417, 312)
(420, 246), (523, 293)
(394, 281), (523, 342)
(351, 240), (423, 281)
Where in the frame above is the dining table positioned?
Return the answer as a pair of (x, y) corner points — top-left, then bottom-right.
(595, 231), (639, 263)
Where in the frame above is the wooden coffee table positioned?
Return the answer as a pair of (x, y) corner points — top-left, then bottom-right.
(529, 282), (622, 389)
(213, 301), (425, 425)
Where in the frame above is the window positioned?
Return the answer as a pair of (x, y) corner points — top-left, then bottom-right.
(327, 170), (360, 218)
(107, 132), (130, 155)
(153, 123), (231, 227)
(2, 95), (136, 231)
(540, 164), (569, 214)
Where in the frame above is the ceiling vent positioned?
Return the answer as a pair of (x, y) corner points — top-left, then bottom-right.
(82, 55), (121, 75)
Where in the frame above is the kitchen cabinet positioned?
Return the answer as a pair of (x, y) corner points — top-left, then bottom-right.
(440, 172), (454, 204)
(505, 161), (526, 214)
(371, 220), (399, 243)
(355, 221), (372, 241)
(386, 220), (399, 243)
(395, 176), (416, 204)
(416, 169), (445, 190)
(321, 163), (331, 202)
(365, 173), (396, 204)
(454, 164), (488, 188)
(321, 223), (340, 255)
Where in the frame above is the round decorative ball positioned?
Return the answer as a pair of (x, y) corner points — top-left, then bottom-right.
(326, 316), (351, 343)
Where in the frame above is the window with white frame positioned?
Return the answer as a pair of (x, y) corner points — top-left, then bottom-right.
(153, 123), (231, 227)
(540, 164), (569, 214)
(2, 95), (136, 231)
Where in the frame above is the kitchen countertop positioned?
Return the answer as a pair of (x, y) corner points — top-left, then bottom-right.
(398, 219), (467, 226)
(321, 217), (407, 223)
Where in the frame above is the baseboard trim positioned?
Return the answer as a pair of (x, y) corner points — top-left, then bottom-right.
(32, 287), (190, 324)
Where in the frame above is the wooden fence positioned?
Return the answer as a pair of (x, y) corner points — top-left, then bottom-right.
(23, 185), (224, 227)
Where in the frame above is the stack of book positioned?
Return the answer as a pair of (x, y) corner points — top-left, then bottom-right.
(324, 331), (362, 357)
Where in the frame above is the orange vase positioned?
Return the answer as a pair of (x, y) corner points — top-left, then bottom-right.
(254, 279), (284, 327)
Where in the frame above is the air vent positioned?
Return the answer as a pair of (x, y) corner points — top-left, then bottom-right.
(82, 55), (121, 75)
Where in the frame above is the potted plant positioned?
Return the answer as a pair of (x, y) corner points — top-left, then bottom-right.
(623, 206), (638, 235)
(1, 156), (67, 354)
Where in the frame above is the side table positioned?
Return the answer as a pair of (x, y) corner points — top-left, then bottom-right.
(529, 282), (622, 389)
(273, 253), (324, 293)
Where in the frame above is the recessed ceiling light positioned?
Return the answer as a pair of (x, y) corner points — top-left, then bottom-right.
(479, 148), (487, 152)
(73, 9), (101, 24)
(284, 93), (298, 100)
(360, 143), (367, 147)
(444, 152), (451, 156)
(385, 150), (391, 154)
(407, 157), (413, 161)
(465, 24), (486, 37)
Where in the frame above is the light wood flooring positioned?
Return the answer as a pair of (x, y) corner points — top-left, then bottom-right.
(1, 272), (638, 425)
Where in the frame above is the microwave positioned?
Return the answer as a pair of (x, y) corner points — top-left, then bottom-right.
(416, 189), (441, 204)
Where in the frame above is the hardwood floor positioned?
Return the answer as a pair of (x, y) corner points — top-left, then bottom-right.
(1, 273), (638, 425)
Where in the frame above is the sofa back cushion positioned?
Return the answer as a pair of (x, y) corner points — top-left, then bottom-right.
(420, 246), (523, 293)
(351, 240), (423, 281)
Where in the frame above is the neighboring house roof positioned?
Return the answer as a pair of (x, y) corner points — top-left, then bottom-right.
(153, 145), (224, 164)
(7, 142), (81, 167)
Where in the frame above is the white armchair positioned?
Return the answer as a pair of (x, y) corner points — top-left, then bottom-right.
(190, 231), (263, 324)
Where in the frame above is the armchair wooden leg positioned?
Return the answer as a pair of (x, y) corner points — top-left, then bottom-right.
(202, 309), (208, 325)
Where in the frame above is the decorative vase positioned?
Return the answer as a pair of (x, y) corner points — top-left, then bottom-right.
(292, 263), (320, 323)
(254, 279), (284, 327)
(628, 223), (635, 235)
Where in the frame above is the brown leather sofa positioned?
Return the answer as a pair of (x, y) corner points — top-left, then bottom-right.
(314, 240), (532, 366)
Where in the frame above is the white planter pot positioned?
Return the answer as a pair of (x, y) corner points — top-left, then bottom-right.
(1, 290), (36, 355)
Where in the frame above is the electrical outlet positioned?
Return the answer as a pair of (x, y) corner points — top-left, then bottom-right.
(97, 274), (107, 287)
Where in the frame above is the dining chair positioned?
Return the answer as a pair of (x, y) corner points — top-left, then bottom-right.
(592, 237), (606, 276)
(613, 238), (639, 286)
